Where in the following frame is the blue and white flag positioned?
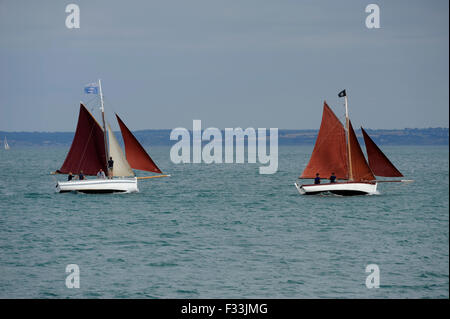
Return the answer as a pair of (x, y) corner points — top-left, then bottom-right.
(84, 83), (99, 94)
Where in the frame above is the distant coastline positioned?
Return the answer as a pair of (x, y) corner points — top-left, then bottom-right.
(0, 128), (448, 146)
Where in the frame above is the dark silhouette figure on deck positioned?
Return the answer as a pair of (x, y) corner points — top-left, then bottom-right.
(107, 157), (114, 179)
(314, 173), (321, 184)
(329, 172), (337, 183)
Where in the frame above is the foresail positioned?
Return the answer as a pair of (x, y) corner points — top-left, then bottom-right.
(107, 124), (135, 177)
(57, 104), (107, 176)
(361, 127), (403, 177)
(116, 114), (163, 174)
(300, 102), (349, 179)
(348, 121), (375, 181)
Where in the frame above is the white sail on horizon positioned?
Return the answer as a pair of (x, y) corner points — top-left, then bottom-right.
(4, 137), (10, 150)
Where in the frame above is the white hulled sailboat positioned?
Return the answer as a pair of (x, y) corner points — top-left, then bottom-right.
(4, 137), (10, 150)
(295, 90), (411, 196)
(54, 80), (168, 193)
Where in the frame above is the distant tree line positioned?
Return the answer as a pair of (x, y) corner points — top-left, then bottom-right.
(0, 128), (448, 147)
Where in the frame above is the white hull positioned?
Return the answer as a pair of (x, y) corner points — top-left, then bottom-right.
(295, 181), (377, 196)
(56, 178), (138, 193)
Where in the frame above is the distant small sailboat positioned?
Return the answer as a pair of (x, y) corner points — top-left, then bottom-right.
(54, 80), (169, 193)
(295, 90), (412, 196)
(4, 137), (10, 150)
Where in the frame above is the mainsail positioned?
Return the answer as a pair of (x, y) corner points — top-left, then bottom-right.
(348, 121), (375, 181)
(300, 103), (376, 182)
(107, 124), (134, 177)
(116, 114), (162, 174)
(361, 127), (403, 177)
(57, 104), (107, 176)
(300, 102), (349, 179)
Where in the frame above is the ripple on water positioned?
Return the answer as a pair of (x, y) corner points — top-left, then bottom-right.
(0, 146), (448, 298)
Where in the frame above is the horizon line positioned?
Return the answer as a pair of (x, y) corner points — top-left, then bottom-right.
(0, 127), (449, 134)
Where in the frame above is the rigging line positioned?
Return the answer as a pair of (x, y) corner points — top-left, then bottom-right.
(82, 95), (99, 111)
(101, 95), (138, 147)
(97, 95), (120, 133)
(101, 95), (122, 125)
(103, 95), (148, 131)
(76, 123), (96, 173)
(99, 95), (124, 144)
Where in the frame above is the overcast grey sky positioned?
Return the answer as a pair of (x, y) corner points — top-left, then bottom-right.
(0, 0), (448, 131)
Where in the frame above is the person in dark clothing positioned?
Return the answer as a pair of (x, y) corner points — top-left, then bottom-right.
(314, 173), (321, 184)
(68, 172), (73, 181)
(107, 157), (114, 179)
(78, 171), (86, 180)
(329, 172), (337, 183)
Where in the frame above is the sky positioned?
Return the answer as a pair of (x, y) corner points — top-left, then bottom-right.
(0, 0), (448, 131)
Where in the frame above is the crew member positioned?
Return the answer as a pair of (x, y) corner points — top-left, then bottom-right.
(329, 172), (337, 183)
(97, 169), (106, 179)
(107, 157), (114, 179)
(314, 173), (321, 184)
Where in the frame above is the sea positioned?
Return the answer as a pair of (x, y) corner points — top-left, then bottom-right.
(0, 145), (448, 298)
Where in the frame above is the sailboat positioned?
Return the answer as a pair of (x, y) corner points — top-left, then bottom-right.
(54, 80), (168, 193)
(4, 137), (10, 150)
(295, 90), (411, 196)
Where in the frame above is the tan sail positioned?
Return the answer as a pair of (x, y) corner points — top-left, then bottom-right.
(107, 123), (134, 177)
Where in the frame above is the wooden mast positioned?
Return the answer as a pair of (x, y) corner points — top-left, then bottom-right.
(344, 93), (353, 181)
(98, 79), (109, 167)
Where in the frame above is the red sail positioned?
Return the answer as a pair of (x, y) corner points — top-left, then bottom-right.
(300, 102), (349, 179)
(57, 104), (107, 176)
(116, 114), (162, 174)
(361, 127), (403, 177)
(348, 121), (375, 181)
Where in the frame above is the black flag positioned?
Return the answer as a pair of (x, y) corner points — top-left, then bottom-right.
(338, 89), (346, 98)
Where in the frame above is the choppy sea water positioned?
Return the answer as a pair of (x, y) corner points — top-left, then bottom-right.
(0, 145), (448, 298)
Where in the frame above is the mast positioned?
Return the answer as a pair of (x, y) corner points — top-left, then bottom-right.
(344, 93), (353, 181)
(98, 79), (109, 165)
